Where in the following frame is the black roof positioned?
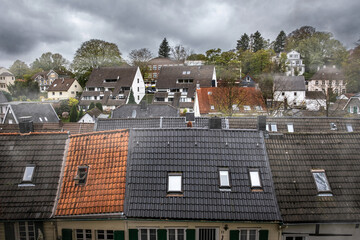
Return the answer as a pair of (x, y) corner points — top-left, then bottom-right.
(0, 91), (8, 103)
(266, 132), (360, 223)
(0, 132), (68, 220)
(124, 128), (282, 221)
(112, 104), (179, 118)
(274, 76), (305, 91)
(6, 103), (59, 123)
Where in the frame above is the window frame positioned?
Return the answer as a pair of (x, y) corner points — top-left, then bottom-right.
(22, 165), (36, 182)
(249, 169), (262, 189)
(346, 124), (353, 132)
(239, 228), (258, 240)
(218, 168), (231, 188)
(139, 228), (157, 240)
(76, 229), (92, 240)
(167, 228), (186, 240)
(287, 123), (294, 133)
(167, 172), (183, 193)
(311, 169), (332, 195)
(75, 165), (89, 185)
(96, 230), (114, 240)
(18, 221), (35, 240)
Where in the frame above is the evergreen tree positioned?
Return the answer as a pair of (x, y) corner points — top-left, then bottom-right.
(252, 31), (265, 52)
(70, 105), (78, 122)
(78, 107), (85, 121)
(274, 30), (287, 53)
(236, 33), (250, 51)
(127, 89), (136, 104)
(89, 102), (95, 110)
(158, 38), (171, 58)
(95, 102), (103, 111)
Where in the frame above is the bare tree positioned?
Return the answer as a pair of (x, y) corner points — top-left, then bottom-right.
(171, 44), (192, 61)
(128, 48), (153, 66)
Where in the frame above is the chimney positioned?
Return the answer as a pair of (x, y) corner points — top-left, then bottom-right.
(209, 117), (222, 129)
(257, 115), (266, 132)
(185, 112), (195, 122)
(19, 116), (34, 133)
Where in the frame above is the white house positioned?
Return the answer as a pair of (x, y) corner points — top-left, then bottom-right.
(285, 50), (305, 76)
(47, 78), (82, 100)
(343, 93), (360, 114)
(0, 67), (15, 93)
(308, 65), (346, 96)
(273, 76), (306, 108)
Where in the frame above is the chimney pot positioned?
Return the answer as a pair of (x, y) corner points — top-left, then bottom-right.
(257, 115), (266, 132)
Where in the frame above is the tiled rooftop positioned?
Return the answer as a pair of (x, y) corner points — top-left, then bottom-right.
(266, 132), (360, 223)
(0, 132), (68, 220)
(56, 129), (129, 216)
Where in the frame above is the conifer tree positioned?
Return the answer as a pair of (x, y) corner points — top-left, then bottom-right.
(69, 105), (78, 122)
(236, 33), (250, 51)
(127, 89), (136, 104)
(252, 31), (265, 52)
(274, 30), (287, 53)
(158, 38), (171, 58)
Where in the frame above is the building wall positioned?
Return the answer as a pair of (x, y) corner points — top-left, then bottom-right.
(345, 98), (360, 114)
(274, 91), (306, 107)
(56, 219), (279, 240)
(48, 80), (83, 100)
(282, 224), (360, 240)
(78, 113), (95, 123)
(130, 67), (146, 104)
(285, 51), (305, 76)
(308, 80), (346, 96)
(306, 99), (326, 111)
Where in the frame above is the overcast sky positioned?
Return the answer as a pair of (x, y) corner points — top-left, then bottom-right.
(1, 0), (359, 69)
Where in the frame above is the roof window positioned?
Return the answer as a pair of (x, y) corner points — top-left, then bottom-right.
(39, 117), (43, 122)
(74, 165), (89, 185)
(168, 172), (182, 193)
(346, 124), (353, 132)
(287, 123), (294, 133)
(243, 105), (251, 111)
(311, 169), (332, 196)
(249, 169), (262, 189)
(22, 165), (35, 182)
(330, 123), (337, 131)
(219, 169), (230, 188)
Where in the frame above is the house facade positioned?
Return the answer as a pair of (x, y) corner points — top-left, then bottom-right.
(343, 93), (360, 114)
(47, 78), (82, 100)
(154, 65), (217, 113)
(305, 91), (326, 111)
(240, 73), (258, 88)
(32, 69), (59, 92)
(285, 50), (305, 76)
(0, 67), (15, 92)
(273, 76), (306, 108)
(80, 67), (145, 110)
(308, 66), (346, 96)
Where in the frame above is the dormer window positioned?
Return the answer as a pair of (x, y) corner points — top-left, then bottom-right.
(287, 123), (294, 133)
(311, 169), (332, 196)
(168, 172), (182, 193)
(219, 168), (230, 188)
(249, 169), (262, 189)
(330, 123), (337, 130)
(346, 124), (353, 132)
(74, 166), (89, 185)
(23, 165), (35, 182)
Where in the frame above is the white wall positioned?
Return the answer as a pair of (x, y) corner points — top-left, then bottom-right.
(130, 67), (146, 104)
(274, 91), (306, 107)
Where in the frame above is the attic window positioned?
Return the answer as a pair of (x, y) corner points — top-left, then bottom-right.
(330, 123), (337, 130)
(208, 91), (212, 95)
(287, 123), (294, 133)
(249, 169), (262, 189)
(168, 172), (182, 193)
(74, 166), (89, 185)
(44, 117), (48, 122)
(219, 169), (230, 188)
(182, 71), (186, 75)
(39, 117), (43, 122)
(243, 105), (251, 111)
(210, 105), (215, 110)
(22, 165), (35, 182)
(54, 84), (57, 87)
(311, 169), (332, 196)
(346, 124), (353, 132)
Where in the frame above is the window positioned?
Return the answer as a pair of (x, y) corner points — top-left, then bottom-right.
(22, 165), (35, 182)
(346, 124), (353, 132)
(19, 221), (35, 240)
(137, 87), (139, 92)
(60, 92), (62, 95)
(285, 236), (305, 240)
(97, 230), (114, 240)
(183, 88), (188, 92)
(153, 65), (157, 70)
(243, 105), (251, 111)
(140, 229), (156, 240)
(208, 91), (212, 95)
(74, 166), (89, 185)
(249, 169), (261, 188)
(294, 92), (297, 96)
(219, 169), (230, 188)
(168, 229), (185, 240)
(315, 80), (318, 85)
(138, 96), (140, 101)
(270, 123), (277, 132)
(75, 85), (77, 87)
(39, 117), (43, 122)
(312, 170), (331, 195)
(186, 71), (190, 74)
(137, 78), (139, 83)
(281, 92), (285, 96)
(198, 228), (216, 240)
(153, 73), (157, 78)
(71, 91), (75, 94)
(182, 71), (186, 75)
(76, 229), (92, 240)
(330, 123), (337, 130)
(52, 92), (55, 95)
(287, 123), (294, 133)
(240, 229), (257, 240)
(168, 173), (182, 193)
(210, 105), (215, 110)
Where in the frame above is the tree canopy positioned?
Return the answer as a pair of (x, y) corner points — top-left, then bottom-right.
(31, 52), (69, 71)
(9, 60), (29, 79)
(158, 38), (171, 58)
(236, 33), (250, 52)
(171, 44), (191, 61)
(274, 30), (286, 53)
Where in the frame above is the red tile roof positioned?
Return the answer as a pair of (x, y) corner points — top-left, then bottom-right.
(196, 87), (266, 114)
(55, 129), (129, 216)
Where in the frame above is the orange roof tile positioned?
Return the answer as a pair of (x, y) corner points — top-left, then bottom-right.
(197, 87), (266, 114)
(55, 129), (129, 216)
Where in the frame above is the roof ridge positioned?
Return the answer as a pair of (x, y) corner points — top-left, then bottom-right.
(70, 129), (128, 138)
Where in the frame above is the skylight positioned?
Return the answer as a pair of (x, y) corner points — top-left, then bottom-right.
(287, 123), (294, 133)
(311, 169), (332, 195)
(346, 124), (353, 132)
(74, 166), (89, 185)
(168, 173), (182, 192)
(249, 169), (261, 188)
(270, 123), (277, 132)
(23, 165), (35, 182)
(219, 169), (230, 187)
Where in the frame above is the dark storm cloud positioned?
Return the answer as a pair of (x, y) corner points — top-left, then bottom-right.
(0, 0), (359, 68)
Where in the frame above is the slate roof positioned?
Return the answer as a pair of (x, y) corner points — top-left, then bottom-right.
(306, 91), (326, 100)
(56, 129), (129, 216)
(111, 104), (179, 118)
(86, 107), (102, 118)
(310, 66), (345, 80)
(274, 76), (306, 91)
(265, 132), (360, 223)
(124, 128), (282, 221)
(61, 122), (95, 135)
(148, 57), (184, 65)
(95, 117), (228, 131)
(0, 123), (62, 133)
(0, 91), (8, 103)
(47, 78), (76, 91)
(85, 67), (137, 88)
(5, 103), (59, 124)
(0, 132), (68, 220)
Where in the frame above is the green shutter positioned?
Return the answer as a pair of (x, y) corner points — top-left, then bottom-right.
(4, 222), (15, 240)
(62, 229), (73, 240)
(230, 230), (239, 240)
(114, 230), (125, 240)
(157, 229), (167, 240)
(129, 229), (139, 240)
(186, 229), (195, 240)
(259, 230), (269, 240)
(34, 222), (44, 240)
